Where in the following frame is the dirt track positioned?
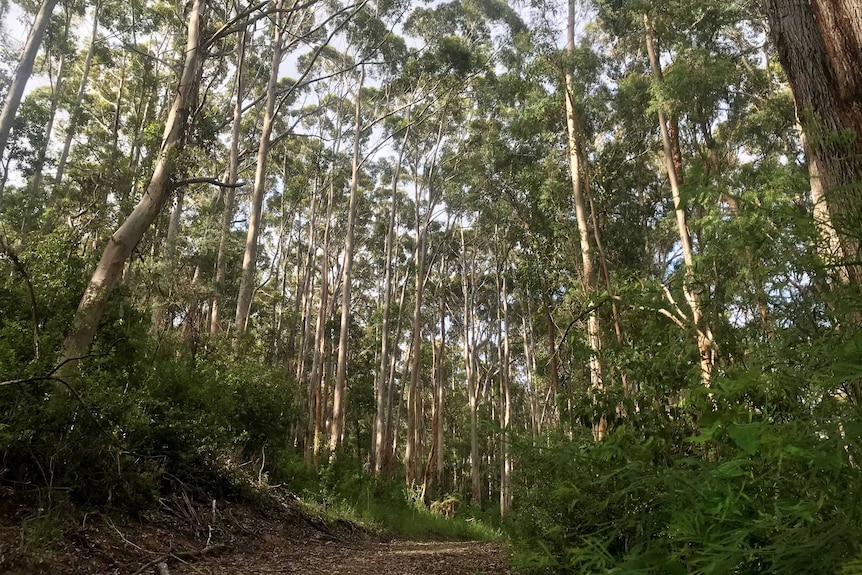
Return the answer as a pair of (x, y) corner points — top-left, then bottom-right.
(0, 491), (511, 575)
(173, 539), (511, 575)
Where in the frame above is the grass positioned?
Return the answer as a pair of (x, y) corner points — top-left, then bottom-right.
(300, 474), (503, 541)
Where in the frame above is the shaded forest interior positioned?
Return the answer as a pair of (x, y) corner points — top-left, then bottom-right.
(2, 0), (862, 571)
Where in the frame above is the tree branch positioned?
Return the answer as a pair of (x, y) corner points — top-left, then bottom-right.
(174, 177), (247, 188)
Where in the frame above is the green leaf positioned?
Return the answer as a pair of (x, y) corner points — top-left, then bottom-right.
(727, 423), (761, 455)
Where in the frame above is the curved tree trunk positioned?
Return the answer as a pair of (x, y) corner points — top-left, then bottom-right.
(61, 0), (207, 366)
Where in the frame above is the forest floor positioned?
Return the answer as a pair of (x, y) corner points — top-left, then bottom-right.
(0, 487), (511, 575)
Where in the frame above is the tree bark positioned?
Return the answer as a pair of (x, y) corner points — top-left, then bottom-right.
(435, 285), (445, 492)
(422, 289), (445, 502)
(384, 266), (410, 471)
(498, 259), (512, 515)
(767, 0), (862, 284)
(405, 178), (426, 485)
(61, 0), (206, 366)
(295, 177), (320, 385)
(406, 116), (445, 484)
(543, 295), (559, 418)
(306, 180), (334, 468)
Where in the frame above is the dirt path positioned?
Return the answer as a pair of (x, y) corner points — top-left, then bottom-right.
(172, 539), (511, 575)
(1, 491), (512, 574)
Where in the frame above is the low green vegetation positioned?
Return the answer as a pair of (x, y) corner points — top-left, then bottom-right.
(303, 464), (501, 541)
(505, 319), (862, 574)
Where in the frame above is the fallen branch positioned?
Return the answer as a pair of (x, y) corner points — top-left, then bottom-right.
(131, 544), (228, 575)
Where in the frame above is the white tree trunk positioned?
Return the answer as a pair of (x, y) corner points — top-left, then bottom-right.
(460, 224), (481, 506)
(330, 65), (365, 457)
(374, 129), (408, 475)
(235, 1), (284, 333)
(499, 260), (512, 515)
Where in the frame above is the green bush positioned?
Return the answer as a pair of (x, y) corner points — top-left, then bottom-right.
(1, 329), (301, 512)
(508, 373), (862, 574)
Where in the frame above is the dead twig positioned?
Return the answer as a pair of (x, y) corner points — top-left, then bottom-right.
(130, 544), (228, 575)
(105, 517), (154, 554)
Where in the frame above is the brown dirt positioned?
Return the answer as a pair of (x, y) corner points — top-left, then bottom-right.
(171, 539), (510, 574)
(0, 489), (511, 575)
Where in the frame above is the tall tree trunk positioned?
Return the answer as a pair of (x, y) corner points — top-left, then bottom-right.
(0, 0), (60, 162)
(521, 300), (540, 437)
(644, 12), (714, 386)
(152, 188), (185, 331)
(384, 266), (410, 471)
(31, 5), (71, 193)
(768, 0), (862, 285)
(111, 55), (126, 151)
(543, 294), (559, 419)
(329, 65), (365, 457)
(405, 180), (426, 485)
(31, 53), (64, 194)
(498, 259), (512, 515)
(56, 0), (101, 186)
(435, 284), (445, 492)
(306, 183), (334, 467)
(421, 290), (445, 502)
(211, 27), (247, 334)
(308, 90), (346, 467)
(374, 129), (408, 475)
(235, 2), (284, 334)
(61, 0), (206, 366)
(460, 224), (481, 507)
(565, 0), (604, 439)
(582, 147), (627, 393)
(406, 117), (445, 483)
(296, 176), (321, 384)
